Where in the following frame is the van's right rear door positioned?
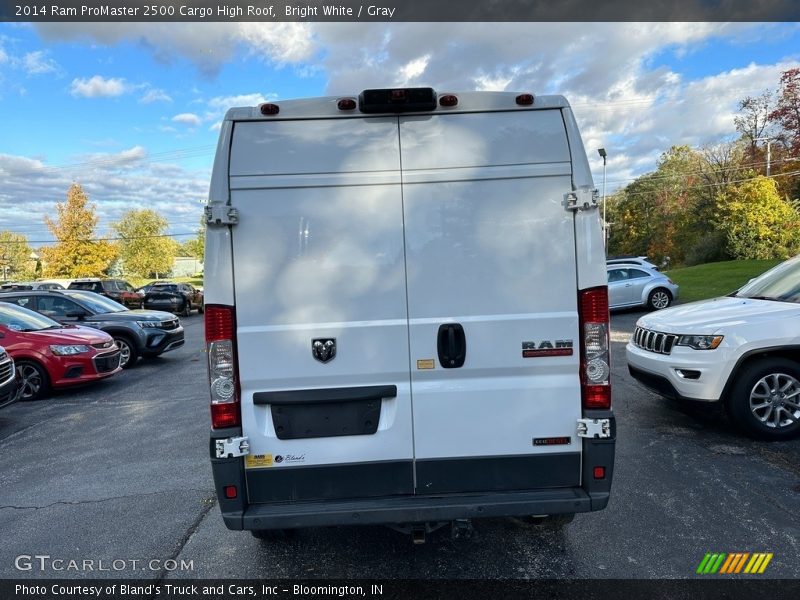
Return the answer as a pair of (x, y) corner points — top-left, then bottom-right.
(399, 109), (584, 494)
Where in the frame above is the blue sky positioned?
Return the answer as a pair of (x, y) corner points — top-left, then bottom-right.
(0, 22), (799, 245)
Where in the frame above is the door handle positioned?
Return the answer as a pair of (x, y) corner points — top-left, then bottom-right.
(437, 323), (466, 368)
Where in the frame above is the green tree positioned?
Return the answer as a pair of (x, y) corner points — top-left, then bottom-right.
(41, 183), (116, 277)
(112, 209), (178, 278)
(180, 215), (205, 261)
(0, 231), (35, 281)
(607, 146), (704, 265)
(715, 176), (800, 260)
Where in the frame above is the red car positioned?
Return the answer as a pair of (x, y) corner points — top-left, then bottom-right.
(0, 302), (122, 400)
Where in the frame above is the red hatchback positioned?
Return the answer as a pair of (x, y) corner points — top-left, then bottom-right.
(0, 302), (122, 400)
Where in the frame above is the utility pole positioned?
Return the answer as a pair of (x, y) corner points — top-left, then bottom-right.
(754, 137), (772, 176)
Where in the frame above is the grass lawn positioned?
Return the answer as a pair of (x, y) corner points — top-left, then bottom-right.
(665, 259), (781, 303)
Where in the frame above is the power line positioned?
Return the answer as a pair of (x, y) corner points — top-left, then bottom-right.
(596, 155), (799, 188)
(609, 169), (800, 199)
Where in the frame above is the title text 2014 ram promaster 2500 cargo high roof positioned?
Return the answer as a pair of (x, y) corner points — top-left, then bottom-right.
(204, 88), (615, 541)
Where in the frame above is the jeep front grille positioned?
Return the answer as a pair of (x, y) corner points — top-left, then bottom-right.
(633, 326), (678, 355)
(0, 354), (14, 386)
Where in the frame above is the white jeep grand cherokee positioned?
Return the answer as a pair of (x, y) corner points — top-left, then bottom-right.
(626, 254), (800, 440)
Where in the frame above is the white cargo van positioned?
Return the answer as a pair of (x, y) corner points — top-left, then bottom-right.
(205, 88), (615, 539)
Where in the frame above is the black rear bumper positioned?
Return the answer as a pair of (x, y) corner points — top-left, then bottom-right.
(236, 487), (606, 531)
(210, 415), (615, 531)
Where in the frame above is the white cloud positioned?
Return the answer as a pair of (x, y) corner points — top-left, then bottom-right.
(237, 23), (316, 64)
(172, 113), (202, 127)
(140, 88), (172, 103)
(0, 148), (208, 241)
(35, 23), (317, 74)
(70, 75), (127, 98)
(206, 93), (274, 110)
(22, 50), (58, 75)
(398, 55), (430, 86)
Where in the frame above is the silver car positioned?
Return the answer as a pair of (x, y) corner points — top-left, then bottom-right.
(607, 264), (679, 311)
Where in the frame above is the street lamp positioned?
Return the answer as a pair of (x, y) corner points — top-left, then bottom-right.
(598, 148), (607, 252)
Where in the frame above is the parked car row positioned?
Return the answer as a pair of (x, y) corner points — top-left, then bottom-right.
(1, 278), (204, 316)
(0, 289), (186, 400)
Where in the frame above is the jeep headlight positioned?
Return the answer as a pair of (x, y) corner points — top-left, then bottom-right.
(676, 335), (723, 350)
(50, 344), (90, 356)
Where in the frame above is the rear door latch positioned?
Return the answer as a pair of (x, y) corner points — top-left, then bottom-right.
(214, 436), (250, 458)
(576, 418), (611, 439)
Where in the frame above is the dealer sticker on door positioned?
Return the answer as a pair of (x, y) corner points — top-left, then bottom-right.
(245, 454), (273, 468)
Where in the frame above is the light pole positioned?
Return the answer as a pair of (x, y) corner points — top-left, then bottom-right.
(598, 148), (607, 252)
(754, 137), (772, 176)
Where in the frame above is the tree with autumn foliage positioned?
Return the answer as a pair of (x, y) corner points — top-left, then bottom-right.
(770, 68), (800, 155)
(715, 176), (800, 260)
(112, 209), (178, 278)
(40, 183), (116, 277)
(0, 231), (35, 281)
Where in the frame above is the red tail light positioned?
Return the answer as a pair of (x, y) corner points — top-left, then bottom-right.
(205, 305), (235, 342)
(205, 304), (241, 428)
(578, 287), (611, 410)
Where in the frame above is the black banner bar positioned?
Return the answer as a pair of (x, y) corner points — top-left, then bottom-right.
(3, 579), (800, 600)
(2, 0), (800, 22)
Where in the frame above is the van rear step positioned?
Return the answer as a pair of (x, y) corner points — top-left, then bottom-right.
(230, 488), (599, 531)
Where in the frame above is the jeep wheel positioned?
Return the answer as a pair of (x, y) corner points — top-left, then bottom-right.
(647, 288), (672, 310)
(16, 360), (50, 401)
(113, 336), (139, 369)
(728, 358), (800, 440)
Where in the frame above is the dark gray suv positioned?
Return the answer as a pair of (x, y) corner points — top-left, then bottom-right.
(0, 290), (184, 368)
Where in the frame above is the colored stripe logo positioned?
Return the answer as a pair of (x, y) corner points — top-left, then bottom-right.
(696, 553), (773, 574)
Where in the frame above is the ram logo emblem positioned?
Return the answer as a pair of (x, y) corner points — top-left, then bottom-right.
(312, 338), (336, 363)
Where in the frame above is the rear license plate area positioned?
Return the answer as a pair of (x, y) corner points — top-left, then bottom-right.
(271, 400), (381, 440)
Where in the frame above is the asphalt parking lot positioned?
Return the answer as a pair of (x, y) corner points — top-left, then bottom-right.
(0, 311), (798, 580)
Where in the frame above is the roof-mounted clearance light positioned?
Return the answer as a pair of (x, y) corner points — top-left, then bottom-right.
(337, 98), (357, 111)
(516, 94), (535, 106)
(439, 94), (458, 107)
(358, 88), (438, 113)
(259, 103), (280, 116)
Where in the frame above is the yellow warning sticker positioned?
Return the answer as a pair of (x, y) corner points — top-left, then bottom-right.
(417, 359), (435, 370)
(245, 454), (273, 469)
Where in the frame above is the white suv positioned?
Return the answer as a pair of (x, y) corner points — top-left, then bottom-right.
(626, 255), (800, 440)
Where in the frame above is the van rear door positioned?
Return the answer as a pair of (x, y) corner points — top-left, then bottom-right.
(228, 117), (415, 502)
(399, 110), (584, 493)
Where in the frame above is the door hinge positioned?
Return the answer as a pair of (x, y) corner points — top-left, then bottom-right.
(205, 204), (239, 226)
(564, 188), (599, 212)
(215, 436), (250, 458)
(577, 418), (611, 439)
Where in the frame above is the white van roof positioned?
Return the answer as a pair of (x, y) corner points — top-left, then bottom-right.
(223, 92), (572, 122)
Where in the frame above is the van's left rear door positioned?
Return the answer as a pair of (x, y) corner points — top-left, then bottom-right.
(229, 117), (415, 503)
